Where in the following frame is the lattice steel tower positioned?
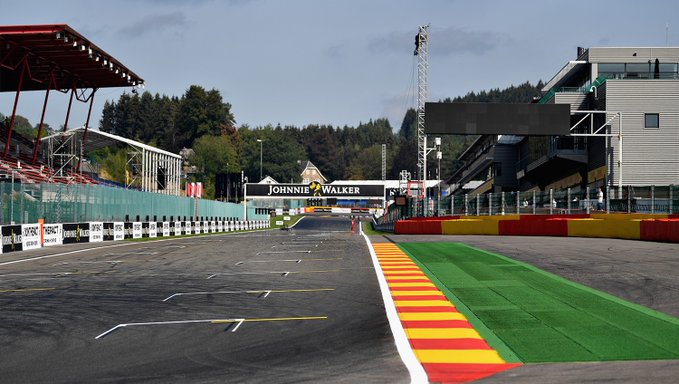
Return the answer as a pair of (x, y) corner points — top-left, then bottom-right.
(415, 24), (429, 214)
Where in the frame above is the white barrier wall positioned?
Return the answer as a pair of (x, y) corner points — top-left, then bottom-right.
(0, 218), (270, 255)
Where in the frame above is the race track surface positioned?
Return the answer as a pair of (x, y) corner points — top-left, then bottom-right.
(0, 217), (408, 383)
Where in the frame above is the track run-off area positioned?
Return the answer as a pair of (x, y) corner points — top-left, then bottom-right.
(2, 216), (679, 383)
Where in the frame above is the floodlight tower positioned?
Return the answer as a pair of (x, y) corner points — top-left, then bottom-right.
(415, 24), (429, 215)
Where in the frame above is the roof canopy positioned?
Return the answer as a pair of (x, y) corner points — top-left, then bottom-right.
(0, 24), (144, 92)
(43, 127), (180, 159)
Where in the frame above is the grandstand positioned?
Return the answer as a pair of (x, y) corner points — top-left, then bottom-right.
(0, 24), (180, 194)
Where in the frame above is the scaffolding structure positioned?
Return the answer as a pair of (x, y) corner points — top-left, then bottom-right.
(415, 24), (429, 215)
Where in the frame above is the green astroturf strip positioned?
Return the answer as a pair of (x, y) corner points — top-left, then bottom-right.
(398, 242), (679, 363)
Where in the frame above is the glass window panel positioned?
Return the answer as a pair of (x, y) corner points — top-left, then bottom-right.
(626, 63), (651, 72)
(599, 63), (625, 72)
(645, 113), (659, 129)
(659, 63), (678, 72)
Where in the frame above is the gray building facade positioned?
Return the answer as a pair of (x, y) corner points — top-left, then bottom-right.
(449, 46), (679, 196)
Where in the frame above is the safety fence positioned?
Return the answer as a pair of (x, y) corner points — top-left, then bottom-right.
(1, 219), (270, 254)
(0, 182), (268, 224)
(374, 185), (679, 232)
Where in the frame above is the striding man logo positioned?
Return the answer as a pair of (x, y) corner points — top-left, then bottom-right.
(309, 181), (322, 197)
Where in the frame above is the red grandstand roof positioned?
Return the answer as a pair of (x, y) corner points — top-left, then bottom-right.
(0, 24), (144, 92)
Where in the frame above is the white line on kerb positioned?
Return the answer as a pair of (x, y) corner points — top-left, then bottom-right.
(361, 233), (428, 384)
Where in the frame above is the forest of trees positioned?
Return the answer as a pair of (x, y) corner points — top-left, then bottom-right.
(2, 81), (544, 199)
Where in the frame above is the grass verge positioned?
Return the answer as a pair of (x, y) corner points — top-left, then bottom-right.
(399, 242), (679, 363)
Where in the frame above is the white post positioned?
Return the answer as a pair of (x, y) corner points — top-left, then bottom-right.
(243, 183), (248, 220)
(618, 112), (623, 199)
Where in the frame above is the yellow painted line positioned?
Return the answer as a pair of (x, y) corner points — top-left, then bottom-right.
(383, 271), (426, 275)
(210, 316), (328, 324)
(388, 282), (436, 287)
(0, 287), (56, 293)
(404, 328), (482, 339)
(399, 312), (468, 321)
(414, 349), (506, 364)
(390, 290), (442, 296)
(394, 300), (454, 307)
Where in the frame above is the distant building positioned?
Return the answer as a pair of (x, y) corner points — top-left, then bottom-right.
(300, 160), (328, 184)
(258, 175), (278, 184)
(448, 46), (679, 196)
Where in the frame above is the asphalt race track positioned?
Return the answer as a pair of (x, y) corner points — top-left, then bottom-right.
(4, 217), (679, 384)
(0, 217), (409, 384)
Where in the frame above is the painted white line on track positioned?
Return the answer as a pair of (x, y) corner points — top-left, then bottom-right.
(235, 257), (343, 265)
(361, 232), (428, 384)
(0, 242), (135, 267)
(256, 250), (342, 255)
(95, 315), (327, 339)
(162, 288), (334, 302)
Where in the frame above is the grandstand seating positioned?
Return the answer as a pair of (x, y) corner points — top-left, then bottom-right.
(0, 122), (98, 185)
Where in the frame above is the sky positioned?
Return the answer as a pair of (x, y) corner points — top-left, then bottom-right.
(1, 0), (678, 133)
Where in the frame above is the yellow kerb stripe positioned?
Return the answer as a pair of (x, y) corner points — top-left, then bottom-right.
(394, 300), (453, 307)
(388, 282), (436, 287)
(398, 312), (466, 321)
(390, 290), (441, 296)
(404, 328), (482, 339)
(413, 349), (506, 364)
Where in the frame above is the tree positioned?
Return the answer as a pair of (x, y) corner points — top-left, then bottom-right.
(175, 86), (235, 150)
(399, 108), (417, 140)
(190, 134), (239, 199)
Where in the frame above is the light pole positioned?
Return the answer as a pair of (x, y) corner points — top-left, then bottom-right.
(423, 137), (441, 216)
(436, 149), (442, 216)
(256, 139), (264, 181)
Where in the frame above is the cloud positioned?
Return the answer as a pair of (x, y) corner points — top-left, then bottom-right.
(369, 26), (504, 56)
(118, 12), (188, 37)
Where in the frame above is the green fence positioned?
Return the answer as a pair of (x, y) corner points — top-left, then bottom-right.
(0, 182), (268, 224)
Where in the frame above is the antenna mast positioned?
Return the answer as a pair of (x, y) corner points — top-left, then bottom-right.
(415, 24), (429, 215)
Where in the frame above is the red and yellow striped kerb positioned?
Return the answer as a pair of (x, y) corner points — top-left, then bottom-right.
(372, 243), (520, 383)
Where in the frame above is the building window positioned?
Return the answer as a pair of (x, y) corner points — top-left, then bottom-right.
(644, 113), (659, 129)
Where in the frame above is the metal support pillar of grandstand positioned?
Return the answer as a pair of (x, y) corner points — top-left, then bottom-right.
(2, 57), (27, 159)
(516, 192), (520, 215)
(33, 72), (57, 163)
(63, 85), (76, 133)
(569, 110), (623, 199)
(586, 186), (591, 214)
(532, 190), (536, 215)
(126, 147), (142, 189)
(415, 24), (429, 216)
(77, 88), (97, 172)
(464, 194), (468, 216)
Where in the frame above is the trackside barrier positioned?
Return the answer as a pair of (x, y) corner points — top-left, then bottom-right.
(393, 214), (679, 243)
(0, 219), (271, 255)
